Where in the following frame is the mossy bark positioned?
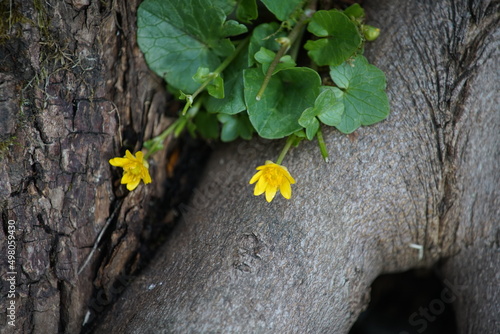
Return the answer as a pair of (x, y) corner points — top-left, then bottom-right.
(0, 1), (171, 333)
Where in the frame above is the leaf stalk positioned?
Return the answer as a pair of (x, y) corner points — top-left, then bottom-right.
(255, 11), (312, 101)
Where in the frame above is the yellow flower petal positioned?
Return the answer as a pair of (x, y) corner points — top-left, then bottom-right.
(254, 177), (267, 195)
(109, 157), (129, 167)
(121, 172), (134, 184)
(265, 186), (277, 202)
(135, 150), (144, 161)
(249, 170), (263, 184)
(125, 150), (135, 160)
(109, 150), (152, 191)
(249, 160), (296, 202)
(279, 181), (292, 199)
(142, 170), (152, 184)
(280, 166), (296, 184)
(126, 178), (141, 191)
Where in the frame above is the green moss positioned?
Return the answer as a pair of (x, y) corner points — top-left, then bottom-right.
(33, 0), (52, 40)
(0, 136), (18, 160)
(0, 1), (29, 43)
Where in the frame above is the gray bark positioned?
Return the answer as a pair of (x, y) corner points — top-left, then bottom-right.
(92, 0), (499, 333)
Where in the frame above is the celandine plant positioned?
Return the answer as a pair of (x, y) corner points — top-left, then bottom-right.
(109, 0), (389, 202)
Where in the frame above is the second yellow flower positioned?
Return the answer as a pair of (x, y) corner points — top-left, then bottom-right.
(249, 160), (296, 202)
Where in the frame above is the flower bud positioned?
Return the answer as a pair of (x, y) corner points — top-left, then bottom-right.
(362, 25), (380, 41)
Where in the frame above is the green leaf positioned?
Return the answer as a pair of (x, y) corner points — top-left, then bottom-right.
(137, 0), (245, 94)
(222, 20), (248, 37)
(254, 47), (296, 75)
(343, 3), (365, 19)
(208, 76), (225, 99)
(192, 67), (224, 99)
(192, 67), (211, 84)
(315, 87), (344, 126)
(298, 107), (320, 140)
(290, 131), (306, 146)
(260, 0), (303, 21)
(305, 10), (362, 66)
(244, 67), (321, 139)
(236, 0), (258, 23)
(194, 110), (219, 139)
(298, 87), (344, 139)
(143, 136), (164, 153)
(329, 55), (389, 134)
(248, 23), (287, 67)
(205, 43), (248, 114)
(217, 113), (254, 142)
(254, 47), (275, 64)
(212, 0), (237, 15)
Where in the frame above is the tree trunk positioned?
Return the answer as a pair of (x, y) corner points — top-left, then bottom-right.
(1, 0), (172, 333)
(1, 0), (498, 333)
(90, 0), (499, 333)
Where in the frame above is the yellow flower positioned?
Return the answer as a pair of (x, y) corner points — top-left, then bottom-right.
(109, 150), (152, 191)
(249, 160), (296, 202)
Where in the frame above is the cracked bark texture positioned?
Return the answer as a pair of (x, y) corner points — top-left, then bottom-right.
(90, 0), (499, 333)
(1, 0), (171, 333)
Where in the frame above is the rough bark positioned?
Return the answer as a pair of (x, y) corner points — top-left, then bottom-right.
(91, 0), (499, 333)
(0, 0), (171, 333)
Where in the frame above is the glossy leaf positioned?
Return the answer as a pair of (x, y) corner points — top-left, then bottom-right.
(205, 43), (248, 115)
(254, 47), (296, 75)
(137, 0), (245, 93)
(315, 87), (344, 126)
(298, 107), (320, 140)
(213, 0), (237, 15)
(248, 23), (287, 67)
(194, 110), (219, 139)
(298, 87), (344, 139)
(218, 113), (254, 141)
(343, 3), (365, 19)
(260, 0), (303, 21)
(305, 10), (362, 66)
(329, 55), (389, 134)
(236, 0), (258, 23)
(244, 67), (321, 139)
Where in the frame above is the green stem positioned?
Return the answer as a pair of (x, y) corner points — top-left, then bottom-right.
(255, 12), (311, 101)
(276, 135), (295, 165)
(144, 99), (203, 159)
(214, 38), (249, 76)
(182, 37), (250, 114)
(316, 127), (329, 163)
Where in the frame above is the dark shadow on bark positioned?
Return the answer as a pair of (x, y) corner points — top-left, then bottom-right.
(349, 268), (458, 334)
(80, 136), (212, 334)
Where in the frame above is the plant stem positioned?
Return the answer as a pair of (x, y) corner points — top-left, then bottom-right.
(214, 37), (249, 76)
(316, 127), (329, 163)
(255, 12), (311, 101)
(182, 37), (250, 114)
(144, 99), (203, 159)
(276, 135), (295, 165)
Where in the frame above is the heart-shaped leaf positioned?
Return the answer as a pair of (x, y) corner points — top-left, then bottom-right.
(137, 0), (245, 93)
(329, 55), (389, 133)
(305, 10), (362, 66)
(299, 87), (344, 139)
(244, 67), (321, 139)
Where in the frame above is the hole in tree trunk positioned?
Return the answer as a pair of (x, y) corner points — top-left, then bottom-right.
(349, 269), (458, 334)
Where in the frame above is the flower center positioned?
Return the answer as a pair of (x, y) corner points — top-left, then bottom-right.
(264, 168), (283, 186)
(129, 163), (143, 175)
